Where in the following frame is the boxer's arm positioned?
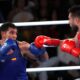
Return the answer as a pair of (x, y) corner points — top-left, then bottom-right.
(18, 41), (38, 60)
(39, 51), (49, 60)
(34, 35), (75, 48)
(34, 35), (60, 48)
(19, 41), (47, 59)
(23, 50), (38, 60)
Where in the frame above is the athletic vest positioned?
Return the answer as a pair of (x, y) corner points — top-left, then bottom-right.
(0, 42), (28, 80)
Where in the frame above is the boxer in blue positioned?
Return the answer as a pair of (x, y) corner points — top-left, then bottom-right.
(0, 22), (48, 80)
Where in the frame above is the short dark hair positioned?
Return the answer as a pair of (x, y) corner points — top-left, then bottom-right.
(68, 5), (80, 18)
(0, 22), (16, 31)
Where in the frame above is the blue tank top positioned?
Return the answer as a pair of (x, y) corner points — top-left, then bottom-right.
(0, 42), (28, 80)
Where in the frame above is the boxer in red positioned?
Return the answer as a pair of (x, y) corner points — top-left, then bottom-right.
(34, 5), (80, 57)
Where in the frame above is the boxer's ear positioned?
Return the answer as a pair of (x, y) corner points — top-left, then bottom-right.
(1, 31), (6, 35)
(1, 31), (6, 38)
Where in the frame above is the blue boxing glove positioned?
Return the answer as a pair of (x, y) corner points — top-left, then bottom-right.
(29, 42), (46, 56)
(0, 38), (17, 56)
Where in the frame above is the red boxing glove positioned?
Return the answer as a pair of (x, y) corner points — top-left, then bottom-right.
(34, 35), (51, 48)
(61, 39), (76, 53)
(34, 35), (60, 48)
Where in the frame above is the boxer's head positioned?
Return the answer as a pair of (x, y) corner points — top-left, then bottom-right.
(0, 22), (17, 40)
(68, 5), (80, 30)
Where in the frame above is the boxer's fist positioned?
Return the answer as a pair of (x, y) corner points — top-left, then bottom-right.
(34, 35), (50, 48)
(60, 39), (80, 57)
(29, 42), (45, 56)
(0, 39), (17, 56)
(60, 39), (76, 53)
(34, 35), (60, 48)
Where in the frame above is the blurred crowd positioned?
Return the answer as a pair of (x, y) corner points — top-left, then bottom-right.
(0, 0), (79, 41)
(0, 0), (80, 80)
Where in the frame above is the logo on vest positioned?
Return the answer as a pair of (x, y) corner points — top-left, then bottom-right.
(11, 58), (17, 61)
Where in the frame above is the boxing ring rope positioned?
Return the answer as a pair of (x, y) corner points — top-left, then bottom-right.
(0, 20), (69, 27)
(26, 66), (80, 72)
(1, 20), (80, 72)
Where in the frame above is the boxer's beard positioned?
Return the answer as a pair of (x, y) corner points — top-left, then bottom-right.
(71, 25), (78, 32)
